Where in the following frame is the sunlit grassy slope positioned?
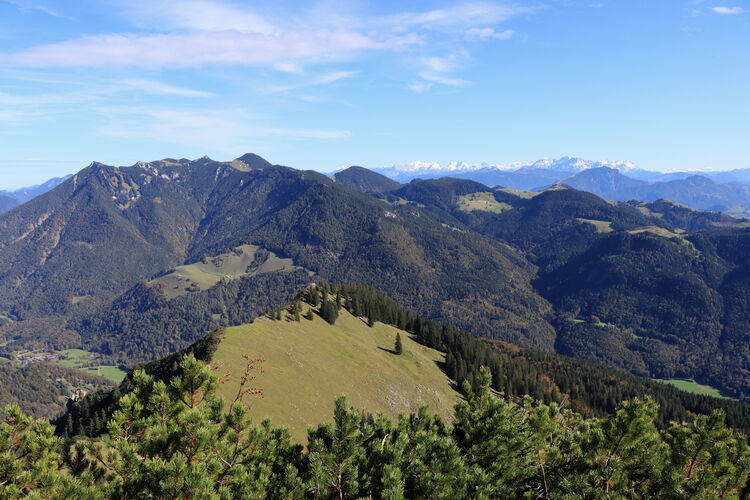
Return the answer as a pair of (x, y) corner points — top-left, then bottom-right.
(655, 378), (735, 400)
(456, 192), (511, 213)
(213, 305), (460, 441)
(149, 244), (302, 299)
(576, 218), (613, 233)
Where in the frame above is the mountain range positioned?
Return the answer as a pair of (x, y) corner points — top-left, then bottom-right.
(368, 157), (750, 217)
(0, 174), (72, 213)
(4, 154), (750, 424)
(373, 156), (750, 183)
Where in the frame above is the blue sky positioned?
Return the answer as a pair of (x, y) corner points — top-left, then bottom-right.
(0, 0), (748, 188)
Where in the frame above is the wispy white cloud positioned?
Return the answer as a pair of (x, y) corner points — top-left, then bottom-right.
(1, 0), (529, 103)
(382, 2), (533, 30)
(116, 0), (276, 33)
(420, 55), (463, 74)
(711, 6), (745, 14)
(267, 70), (359, 93)
(116, 79), (213, 97)
(410, 53), (471, 92)
(418, 72), (470, 88)
(4, 0), (60, 17)
(465, 27), (514, 40)
(96, 107), (351, 153)
(3, 30), (419, 69)
(2, 0), (525, 78)
(0, 76), (212, 126)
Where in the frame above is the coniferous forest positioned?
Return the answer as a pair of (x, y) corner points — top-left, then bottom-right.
(3, 354), (749, 499)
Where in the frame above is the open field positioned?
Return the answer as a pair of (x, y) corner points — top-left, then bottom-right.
(496, 188), (539, 199)
(576, 218), (613, 233)
(56, 348), (94, 368)
(54, 349), (127, 383)
(456, 192), (512, 213)
(213, 305), (460, 441)
(149, 244), (304, 299)
(654, 378), (735, 400)
(82, 365), (127, 383)
(628, 226), (681, 238)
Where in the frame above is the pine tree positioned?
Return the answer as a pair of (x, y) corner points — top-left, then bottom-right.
(321, 298), (338, 325)
(395, 333), (403, 355)
(309, 287), (320, 307)
(308, 397), (371, 499)
(291, 300), (301, 322)
(64, 413), (74, 438)
(453, 366), (534, 497)
(0, 405), (88, 497)
(88, 354), (303, 498)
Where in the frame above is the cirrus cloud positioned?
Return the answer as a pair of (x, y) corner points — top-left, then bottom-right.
(96, 107), (351, 154)
(3, 30), (421, 69)
(712, 6), (745, 14)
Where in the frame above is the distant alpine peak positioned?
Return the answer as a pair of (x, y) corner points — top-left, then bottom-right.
(527, 157), (639, 173)
(387, 161), (476, 173)
(380, 156), (639, 175)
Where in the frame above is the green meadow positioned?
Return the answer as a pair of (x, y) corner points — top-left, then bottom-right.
(213, 305), (460, 441)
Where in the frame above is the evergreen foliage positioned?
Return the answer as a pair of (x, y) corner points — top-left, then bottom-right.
(319, 298), (338, 325)
(3, 359), (750, 498)
(395, 333), (403, 355)
(55, 330), (222, 438)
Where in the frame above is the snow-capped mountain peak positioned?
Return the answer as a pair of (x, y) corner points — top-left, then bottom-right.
(373, 157), (640, 181)
(526, 157), (639, 173)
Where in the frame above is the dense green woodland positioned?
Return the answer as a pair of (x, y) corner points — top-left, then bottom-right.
(3, 355), (749, 498)
(0, 363), (109, 418)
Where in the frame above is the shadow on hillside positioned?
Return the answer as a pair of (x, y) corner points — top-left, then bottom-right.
(377, 346), (399, 355)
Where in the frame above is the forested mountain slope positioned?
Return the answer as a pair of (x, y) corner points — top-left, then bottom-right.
(0, 155), (554, 366)
(331, 165), (401, 193)
(7, 157), (750, 420)
(388, 177), (750, 400)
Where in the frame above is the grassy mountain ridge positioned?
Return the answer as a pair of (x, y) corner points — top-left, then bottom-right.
(61, 283), (750, 443)
(214, 304), (459, 441)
